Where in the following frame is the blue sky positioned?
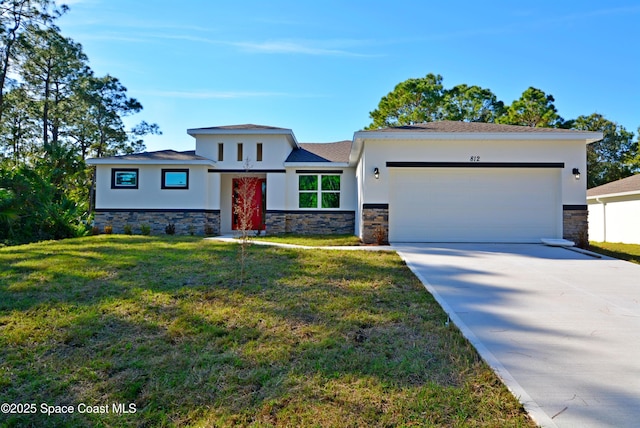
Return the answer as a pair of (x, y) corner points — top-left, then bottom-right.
(58, 0), (640, 152)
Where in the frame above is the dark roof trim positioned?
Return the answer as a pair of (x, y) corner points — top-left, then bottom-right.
(295, 169), (344, 174)
(386, 162), (565, 168)
(208, 169), (286, 173)
(94, 208), (221, 213)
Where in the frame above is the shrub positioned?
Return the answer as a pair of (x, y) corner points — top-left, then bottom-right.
(204, 224), (215, 236)
(91, 225), (101, 235)
(188, 225), (195, 236)
(104, 225), (113, 235)
(165, 223), (176, 235)
(123, 224), (133, 235)
(140, 224), (151, 236)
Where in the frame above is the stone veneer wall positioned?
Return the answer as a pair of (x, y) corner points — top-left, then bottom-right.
(563, 205), (588, 248)
(94, 210), (220, 236)
(361, 204), (389, 244)
(265, 211), (355, 235)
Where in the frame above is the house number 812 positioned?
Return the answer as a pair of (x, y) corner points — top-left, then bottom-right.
(470, 156), (480, 162)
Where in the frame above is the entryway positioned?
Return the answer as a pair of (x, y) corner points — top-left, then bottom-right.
(232, 177), (266, 231)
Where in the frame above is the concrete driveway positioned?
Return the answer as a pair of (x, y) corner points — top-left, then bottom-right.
(393, 243), (640, 428)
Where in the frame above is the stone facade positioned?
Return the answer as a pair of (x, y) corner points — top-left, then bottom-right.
(563, 206), (588, 248)
(265, 210), (355, 235)
(94, 210), (220, 236)
(361, 204), (389, 244)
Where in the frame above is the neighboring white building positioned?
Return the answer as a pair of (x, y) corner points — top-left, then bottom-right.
(587, 174), (640, 245)
(87, 121), (601, 244)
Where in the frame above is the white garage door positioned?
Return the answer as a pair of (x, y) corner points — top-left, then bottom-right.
(389, 168), (561, 242)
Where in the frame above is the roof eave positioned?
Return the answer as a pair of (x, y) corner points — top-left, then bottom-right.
(587, 190), (640, 200)
(284, 162), (351, 168)
(87, 159), (216, 166)
(187, 127), (300, 149)
(353, 130), (603, 143)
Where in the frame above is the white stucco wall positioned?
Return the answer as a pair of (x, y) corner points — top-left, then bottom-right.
(357, 138), (587, 206)
(195, 134), (293, 169)
(95, 164), (210, 209)
(588, 196), (640, 244)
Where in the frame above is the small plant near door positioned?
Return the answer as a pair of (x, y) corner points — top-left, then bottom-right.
(233, 158), (261, 284)
(373, 225), (388, 245)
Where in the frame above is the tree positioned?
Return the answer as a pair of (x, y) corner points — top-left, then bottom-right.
(367, 73), (445, 129)
(0, 0), (65, 121)
(441, 84), (505, 123)
(366, 74), (507, 129)
(496, 87), (565, 128)
(0, 85), (37, 163)
(17, 25), (88, 152)
(572, 113), (638, 188)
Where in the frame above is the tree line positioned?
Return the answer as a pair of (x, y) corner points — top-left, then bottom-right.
(0, 0), (159, 245)
(367, 73), (640, 189)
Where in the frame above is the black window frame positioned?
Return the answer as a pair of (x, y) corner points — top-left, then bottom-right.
(298, 173), (341, 209)
(161, 168), (190, 190)
(111, 168), (139, 189)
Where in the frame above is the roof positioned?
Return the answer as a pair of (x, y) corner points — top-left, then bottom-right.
(86, 150), (215, 165)
(359, 121), (584, 134)
(188, 124), (288, 131)
(186, 124), (299, 148)
(587, 174), (640, 198)
(286, 141), (352, 163)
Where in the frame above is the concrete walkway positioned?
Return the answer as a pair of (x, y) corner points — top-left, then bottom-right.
(394, 243), (640, 428)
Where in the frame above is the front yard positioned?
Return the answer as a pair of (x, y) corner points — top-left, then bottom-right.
(589, 242), (640, 265)
(0, 236), (533, 427)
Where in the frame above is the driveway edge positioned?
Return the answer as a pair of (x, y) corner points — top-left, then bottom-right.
(395, 247), (558, 428)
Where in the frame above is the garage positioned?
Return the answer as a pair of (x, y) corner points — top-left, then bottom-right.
(388, 166), (561, 242)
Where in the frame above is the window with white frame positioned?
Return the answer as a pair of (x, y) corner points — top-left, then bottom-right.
(298, 174), (340, 208)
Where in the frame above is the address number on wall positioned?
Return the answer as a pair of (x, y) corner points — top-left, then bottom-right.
(469, 156), (481, 162)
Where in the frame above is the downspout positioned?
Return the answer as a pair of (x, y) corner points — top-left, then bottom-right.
(596, 197), (606, 242)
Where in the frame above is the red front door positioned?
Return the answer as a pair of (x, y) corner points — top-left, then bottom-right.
(232, 177), (266, 230)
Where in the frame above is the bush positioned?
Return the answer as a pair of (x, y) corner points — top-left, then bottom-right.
(123, 224), (133, 235)
(91, 225), (101, 235)
(165, 223), (176, 235)
(104, 225), (113, 235)
(140, 224), (151, 236)
(188, 225), (195, 236)
(204, 224), (215, 236)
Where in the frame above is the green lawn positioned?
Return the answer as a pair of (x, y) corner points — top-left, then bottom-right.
(0, 236), (534, 427)
(589, 241), (640, 265)
(251, 233), (364, 247)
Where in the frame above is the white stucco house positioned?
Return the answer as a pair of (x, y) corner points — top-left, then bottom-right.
(587, 174), (640, 244)
(87, 121), (602, 244)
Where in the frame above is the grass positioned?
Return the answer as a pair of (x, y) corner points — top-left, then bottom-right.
(0, 235), (534, 427)
(589, 241), (640, 265)
(251, 233), (364, 247)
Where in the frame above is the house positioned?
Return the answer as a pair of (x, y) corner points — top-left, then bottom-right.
(87, 121), (602, 244)
(587, 174), (640, 244)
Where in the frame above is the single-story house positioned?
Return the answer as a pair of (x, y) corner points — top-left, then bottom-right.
(587, 174), (640, 244)
(87, 121), (602, 244)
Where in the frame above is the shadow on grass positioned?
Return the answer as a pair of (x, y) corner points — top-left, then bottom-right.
(0, 236), (532, 427)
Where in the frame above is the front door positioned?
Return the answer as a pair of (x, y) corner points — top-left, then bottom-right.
(232, 177), (266, 230)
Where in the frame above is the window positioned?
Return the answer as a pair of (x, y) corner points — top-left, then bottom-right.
(237, 143), (243, 161)
(298, 174), (340, 208)
(256, 143), (263, 162)
(218, 143), (224, 161)
(162, 169), (189, 189)
(111, 168), (139, 189)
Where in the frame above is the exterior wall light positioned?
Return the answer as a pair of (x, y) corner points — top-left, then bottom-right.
(373, 167), (380, 179)
(572, 168), (581, 180)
